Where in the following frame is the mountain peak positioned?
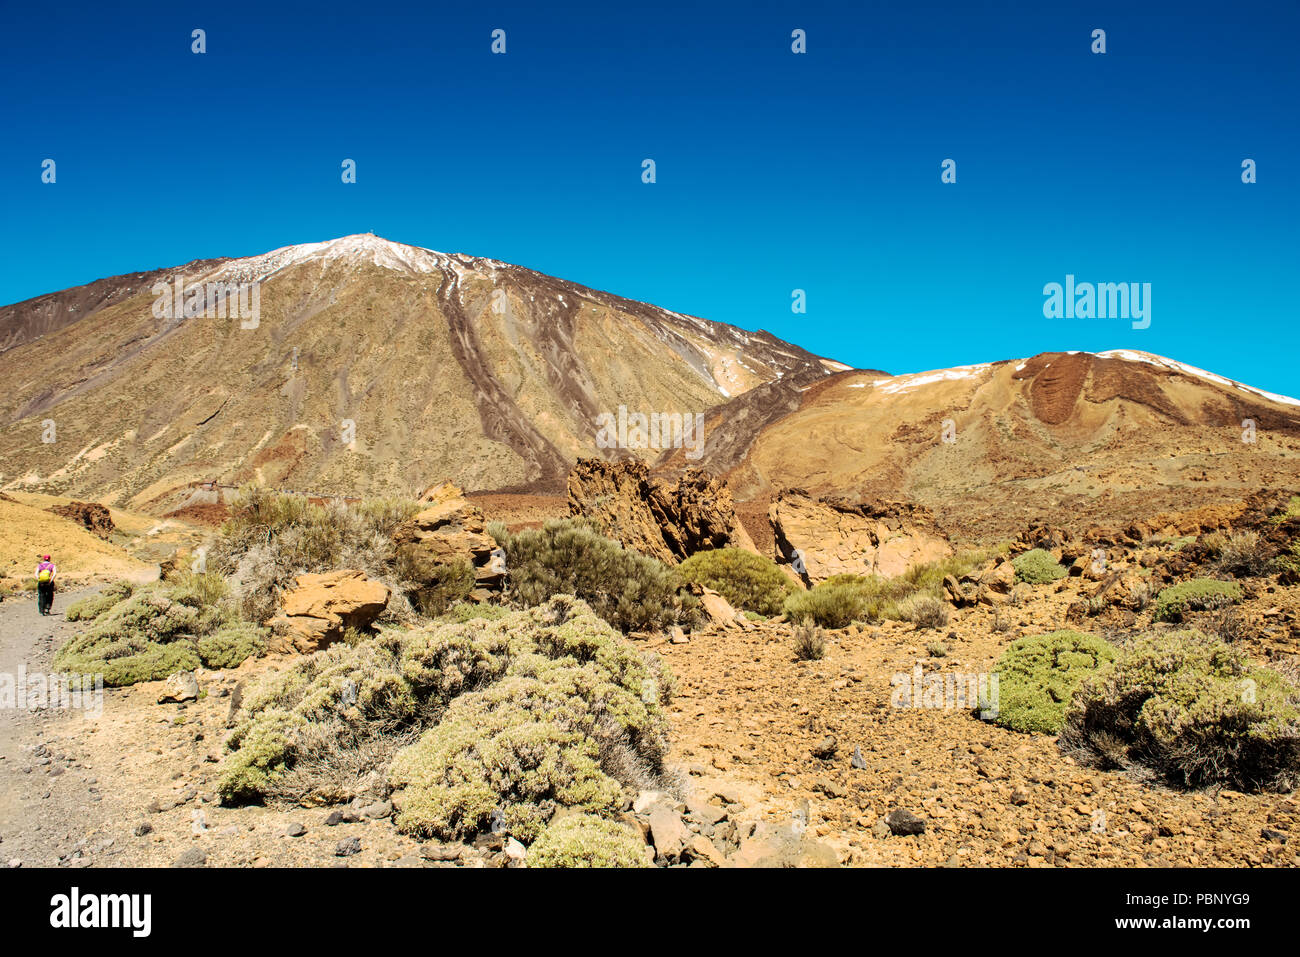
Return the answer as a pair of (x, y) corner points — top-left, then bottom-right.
(206, 233), (486, 284)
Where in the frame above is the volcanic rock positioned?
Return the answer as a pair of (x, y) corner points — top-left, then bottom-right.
(46, 501), (115, 540)
(267, 569), (390, 654)
(769, 490), (952, 584)
(392, 482), (503, 599)
(567, 458), (757, 563)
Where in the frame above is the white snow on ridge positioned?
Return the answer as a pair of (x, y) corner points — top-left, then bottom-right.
(203, 233), (477, 285)
(874, 363), (992, 395)
(1092, 350), (1300, 407)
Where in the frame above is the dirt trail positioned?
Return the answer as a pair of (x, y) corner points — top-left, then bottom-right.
(0, 589), (433, 869)
(0, 586), (119, 868)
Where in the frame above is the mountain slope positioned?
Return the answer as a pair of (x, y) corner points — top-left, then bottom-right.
(671, 350), (1300, 541)
(0, 234), (840, 510)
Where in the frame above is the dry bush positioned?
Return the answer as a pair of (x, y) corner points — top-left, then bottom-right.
(209, 487), (422, 626)
(897, 593), (950, 630)
(792, 624), (826, 661)
(1208, 530), (1271, 578)
(1207, 607), (1250, 643)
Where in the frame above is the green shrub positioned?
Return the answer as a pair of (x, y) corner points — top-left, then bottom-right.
(1273, 540), (1300, 576)
(168, 570), (230, 607)
(197, 621), (269, 669)
(396, 553), (474, 616)
(993, 630), (1117, 734)
(899, 546), (1009, 592)
(1272, 495), (1300, 523)
(528, 814), (651, 867)
(1151, 578), (1243, 622)
(439, 602), (512, 623)
(56, 578), (264, 686)
(783, 570), (930, 627)
(389, 686), (625, 842)
(219, 597), (677, 838)
(65, 581), (134, 622)
(54, 588), (204, 685)
(1012, 548), (1066, 584)
(784, 575), (884, 628)
(676, 548), (793, 616)
(781, 550), (1000, 629)
(388, 599), (674, 841)
(505, 519), (692, 632)
(398, 621), (512, 703)
(1062, 629), (1300, 791)
(220, 634), (416, 804)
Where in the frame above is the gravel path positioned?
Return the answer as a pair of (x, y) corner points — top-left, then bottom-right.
(0, 586), (122, 868)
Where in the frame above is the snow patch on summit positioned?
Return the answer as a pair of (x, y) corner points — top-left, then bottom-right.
(203, 234), (494, 284)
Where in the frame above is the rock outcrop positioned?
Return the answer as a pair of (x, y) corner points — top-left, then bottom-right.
(392, 483), (504, 601)
(47, 501), (115, 540)
(267, 569), (390, 654)
(566, 459), (757, 564)
(769, 491), (952, 584)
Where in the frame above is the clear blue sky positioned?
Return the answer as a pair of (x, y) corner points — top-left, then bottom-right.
(2, 1), (1296, 395)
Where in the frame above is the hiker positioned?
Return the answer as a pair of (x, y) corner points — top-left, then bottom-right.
(35, 554), (57, 616)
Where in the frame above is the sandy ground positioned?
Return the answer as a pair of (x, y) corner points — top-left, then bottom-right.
(652, 584), (1300, 868)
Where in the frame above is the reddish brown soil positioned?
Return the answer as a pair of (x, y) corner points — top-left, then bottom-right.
(162, 503), (231, 527)
(466, 492), (567, 532)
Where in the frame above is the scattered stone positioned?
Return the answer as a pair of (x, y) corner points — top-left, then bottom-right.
(713, 785), (745, 806)
(420, 843), (463, 862)
(359, 800), (393, 820)
(730, 821), (838, 867)
(647, 803), (690, 862)
(173, 848), (206, 868)
(850, 746), (867, 770)
(685, 797), (727, 826)
(687, 835), (727, 867)
(157, 671), (199, 704)
(884, 809), (926, 836)
(504, 837), (527, 864)
(285, 822), (307, 838)
(812, 735), (838, 759)
(335, 837), (362, 857)
(633, 790), (668, 815)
